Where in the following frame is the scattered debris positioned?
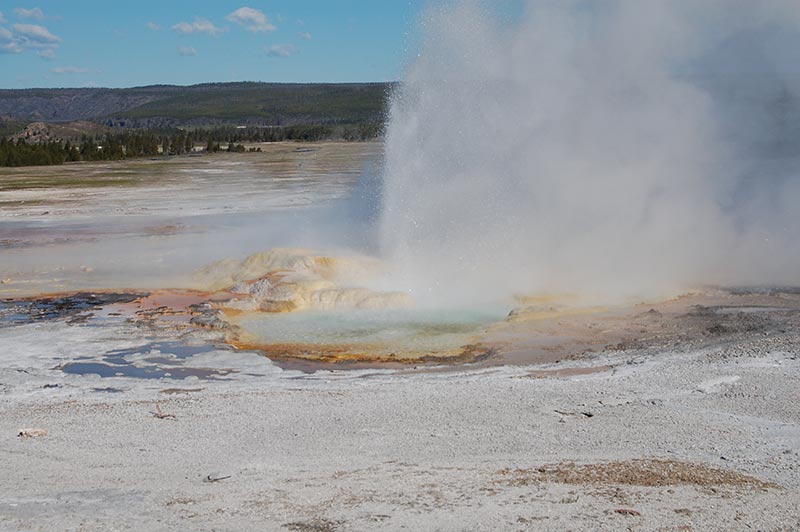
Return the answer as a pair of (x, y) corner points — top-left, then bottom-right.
(614, 508), (642, 516)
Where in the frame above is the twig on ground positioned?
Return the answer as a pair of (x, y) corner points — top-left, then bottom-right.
(203, 474), (232, 483)
(554, 409), (594, 418)
(151, 403), (176, 419)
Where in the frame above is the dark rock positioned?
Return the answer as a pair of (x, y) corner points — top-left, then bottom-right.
(0, 292), (147, 327)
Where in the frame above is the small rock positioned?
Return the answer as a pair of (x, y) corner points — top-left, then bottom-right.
(18, 428), (47, 438)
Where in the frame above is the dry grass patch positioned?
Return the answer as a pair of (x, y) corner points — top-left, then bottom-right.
(499, 459), (777, 489)
(282, 519), (342, 532)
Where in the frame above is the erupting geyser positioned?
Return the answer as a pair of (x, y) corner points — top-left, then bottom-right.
(379, 0), (800, 306)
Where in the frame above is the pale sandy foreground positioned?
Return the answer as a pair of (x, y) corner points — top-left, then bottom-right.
(1, 334), (799, 531)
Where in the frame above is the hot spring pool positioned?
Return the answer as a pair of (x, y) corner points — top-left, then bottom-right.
(229, 307), (507, 360)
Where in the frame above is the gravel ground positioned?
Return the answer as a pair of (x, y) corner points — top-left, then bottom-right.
(1, 329), (799, 531)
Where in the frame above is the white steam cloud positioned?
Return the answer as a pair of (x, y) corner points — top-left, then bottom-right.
(379, 0), (800, 306)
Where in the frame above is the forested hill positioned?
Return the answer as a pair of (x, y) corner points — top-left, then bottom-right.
(0, 82), (393, 128)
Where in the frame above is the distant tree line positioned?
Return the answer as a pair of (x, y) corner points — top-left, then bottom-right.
(189, 123), (381, 144)
(0, 138), (70, 167)
(0, 122), (382, 167)
(0, 133), (166, 167)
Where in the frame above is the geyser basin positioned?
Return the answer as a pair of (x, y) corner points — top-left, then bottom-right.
(228, 307), (505, 363)
(194, 248), (510, 363)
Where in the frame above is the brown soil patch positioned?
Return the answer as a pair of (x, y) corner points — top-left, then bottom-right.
(228, 338), (494, 366)
(498, 459), (777, 489)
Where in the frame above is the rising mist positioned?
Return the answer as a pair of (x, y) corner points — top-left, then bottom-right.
(378, 0), (800, 306)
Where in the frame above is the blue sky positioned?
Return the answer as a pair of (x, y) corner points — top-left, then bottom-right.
(0, 1), (426, 88)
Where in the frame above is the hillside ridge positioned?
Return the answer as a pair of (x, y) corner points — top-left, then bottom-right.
(0, 82), (394, 127)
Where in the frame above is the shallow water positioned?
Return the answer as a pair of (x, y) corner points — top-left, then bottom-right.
(233, 307), (507, 358)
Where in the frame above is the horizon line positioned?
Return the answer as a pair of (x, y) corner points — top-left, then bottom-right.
(0, 80), (400, 91)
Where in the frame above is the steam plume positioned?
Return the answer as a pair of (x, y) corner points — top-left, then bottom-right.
(379, 0), (800, 306)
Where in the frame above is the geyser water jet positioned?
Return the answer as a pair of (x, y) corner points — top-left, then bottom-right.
(379, 0), (800, 307)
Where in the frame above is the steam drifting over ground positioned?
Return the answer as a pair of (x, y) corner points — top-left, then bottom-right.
(379, 0), (800, 306)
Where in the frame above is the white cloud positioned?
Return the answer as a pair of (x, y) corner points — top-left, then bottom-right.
(178, 46), (197, 56)
(265, 44), (295, 58)
(226, 7), (275, 32)
(172, 18), (225, 36)
(147, 21), (161, 31)
(13, 23), (60, 44)
(51, 66), (88, 74)
(14, 7), (45, 21)
(1, 23), (60, 56)
(299, 31), (312, 41)
(0, 12), (6, 24)
(172, 21), (192, 33)
(0, 26), (21, 53)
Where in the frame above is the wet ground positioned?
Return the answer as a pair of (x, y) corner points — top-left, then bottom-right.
(3, 283), (800, 389)
(0, 143), (382, 297)
(3, 144), (800, 382)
